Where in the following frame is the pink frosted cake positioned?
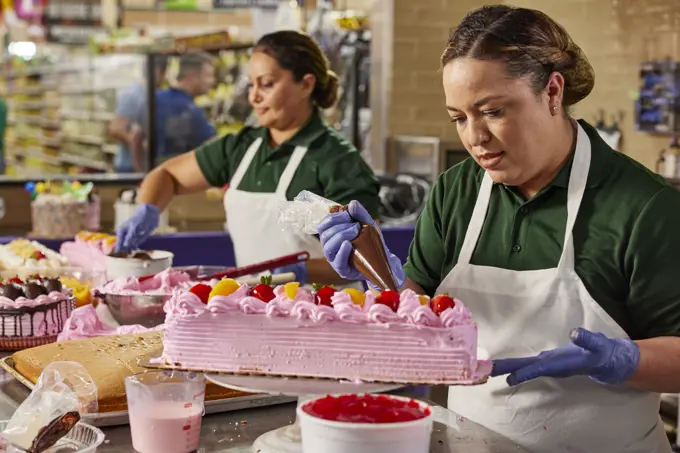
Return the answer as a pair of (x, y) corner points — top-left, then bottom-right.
(161, 280), (490, 384)
(0, 275), (75, 350)
(59, 231), (116, 271)
(58, 304), (161, 342)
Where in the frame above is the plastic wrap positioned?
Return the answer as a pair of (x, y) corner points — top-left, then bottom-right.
(1, 362), (98, 452)
(278, 190), (340, 235)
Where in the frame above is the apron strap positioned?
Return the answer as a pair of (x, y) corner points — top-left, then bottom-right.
(458, 123), (592, 270)
(230, 138), (263, 190)
(458, 172), (493, 265)
(276, 146), (308, 197)
(558, 123), (591, 271)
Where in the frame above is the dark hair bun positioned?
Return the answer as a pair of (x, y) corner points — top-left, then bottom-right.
(558, 44), (594, 106)
(315, 70), (339, 109)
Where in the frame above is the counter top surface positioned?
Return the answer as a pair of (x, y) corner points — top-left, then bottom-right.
(0, 356), (528, 453)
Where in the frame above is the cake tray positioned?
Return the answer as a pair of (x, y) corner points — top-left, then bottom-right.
(139, 349), (492, 387)
(0, 356), (296, 427)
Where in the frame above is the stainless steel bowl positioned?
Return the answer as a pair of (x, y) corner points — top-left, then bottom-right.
(96, 292), (171, 328)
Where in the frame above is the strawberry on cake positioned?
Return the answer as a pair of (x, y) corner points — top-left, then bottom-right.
(161, 278), (490, 384)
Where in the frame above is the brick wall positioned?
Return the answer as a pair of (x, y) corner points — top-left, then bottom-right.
(386, 0), (680, 170)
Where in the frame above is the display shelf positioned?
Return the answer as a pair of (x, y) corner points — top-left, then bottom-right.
(2, 53), (146, 176)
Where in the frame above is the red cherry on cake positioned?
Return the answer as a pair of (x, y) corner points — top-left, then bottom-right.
(7, 277), (23, 285)
(189, 284), (212, 304)
(430, 293), (455, 316)
(313, 284), (336, 307)
(31, 251), (46, 260)
(376, 290), (400, 312)
(252, 275), (275, 303)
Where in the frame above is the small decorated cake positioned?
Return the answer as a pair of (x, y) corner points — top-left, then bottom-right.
(0, 275), (75, 350)
(26, 181), (100, 239)
(161, 278), (489, 384)
(59, 231), (116, 271)
(0, 239), (69, 277)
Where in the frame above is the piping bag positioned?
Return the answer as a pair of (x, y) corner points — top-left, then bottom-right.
(278, 191), (398, 291)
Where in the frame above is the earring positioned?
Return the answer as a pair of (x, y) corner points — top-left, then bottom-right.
(553, 106), (559, 112)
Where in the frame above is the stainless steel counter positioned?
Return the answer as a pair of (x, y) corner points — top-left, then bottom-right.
(0, 366), (529, 452)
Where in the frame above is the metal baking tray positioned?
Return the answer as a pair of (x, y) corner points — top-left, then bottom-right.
(0, 356), (295, 427)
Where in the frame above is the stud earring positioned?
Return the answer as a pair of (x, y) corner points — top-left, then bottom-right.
(553, 106), (559, 112)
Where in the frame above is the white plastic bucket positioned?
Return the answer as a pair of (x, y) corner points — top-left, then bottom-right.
(297, 394), (433, 453)
(105, 250), (174, 279)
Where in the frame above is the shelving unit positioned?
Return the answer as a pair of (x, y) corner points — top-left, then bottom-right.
(1, 53), (145, 176)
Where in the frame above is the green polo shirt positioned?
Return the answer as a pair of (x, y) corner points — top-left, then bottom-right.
(194, 111), (380, 217)
(404, 119), (680, 340)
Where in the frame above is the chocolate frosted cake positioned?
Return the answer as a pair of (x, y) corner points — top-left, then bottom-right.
(0, 276), (74, 350)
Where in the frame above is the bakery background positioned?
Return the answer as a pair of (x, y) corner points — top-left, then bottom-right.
(0, 0), (677, 451)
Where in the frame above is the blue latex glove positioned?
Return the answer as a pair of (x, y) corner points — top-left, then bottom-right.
(492, 327), (640, 386)
(115, 203), (160, 253)
(318, 200), (406, 289)
(272, 263), (308, 285)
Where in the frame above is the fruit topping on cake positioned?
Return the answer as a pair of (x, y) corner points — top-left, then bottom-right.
(376, 289), (400, 312)
(302, 394), (431, 424)
(189, 283), (212, 304)
(430, 293), (455, 316)
(419, 295), (429, 306)
(283, 282), (300, 300)
(252, 276), (275, 303)
(31, 250), (46, 260)
(60, 277), (90, 307)
(313, 284), (336, 306)
(209, 279), (240, 300)
(343, 288), (365, 307)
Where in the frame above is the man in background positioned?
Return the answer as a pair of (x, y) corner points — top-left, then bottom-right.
(155, 51), (217, 164)
(108, 56), (168, 173)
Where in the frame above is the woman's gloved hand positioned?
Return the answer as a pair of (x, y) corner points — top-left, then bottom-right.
(272, 263), (308, 285)
(317, 200), (405, 289)
(491, 327), (640, 386)
(115, 203), (160, 253)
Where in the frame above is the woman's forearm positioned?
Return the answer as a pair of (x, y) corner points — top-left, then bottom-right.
(628, 336), (680, 393)
(137, 167), (177, 211)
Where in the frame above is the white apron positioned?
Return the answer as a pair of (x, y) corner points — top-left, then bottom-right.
(441, 123), (670, 453)
(224, 137), (324, 267)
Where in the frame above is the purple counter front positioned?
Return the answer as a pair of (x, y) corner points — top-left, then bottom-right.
(0, 225), (416, 267)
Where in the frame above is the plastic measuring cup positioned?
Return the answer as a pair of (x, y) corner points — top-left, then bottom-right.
(125, 370), (206, 453)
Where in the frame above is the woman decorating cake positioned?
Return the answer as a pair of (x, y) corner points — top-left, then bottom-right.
(320, 5), (679, 453)
(115, 30), (379, 286)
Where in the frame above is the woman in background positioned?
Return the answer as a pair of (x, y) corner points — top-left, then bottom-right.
(115, 30), (379, 286)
